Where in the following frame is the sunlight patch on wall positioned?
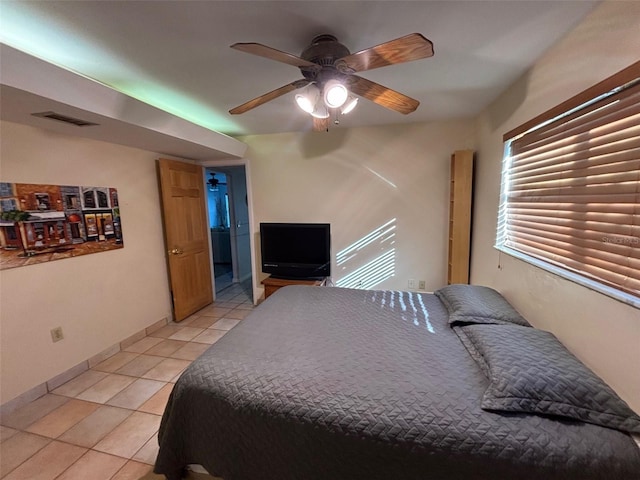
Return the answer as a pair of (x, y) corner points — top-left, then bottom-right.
(363, 166), (397, 189)
(335, 219), (397, 289)
(337, 218), (396, 266)
(336, 249), (395, 289)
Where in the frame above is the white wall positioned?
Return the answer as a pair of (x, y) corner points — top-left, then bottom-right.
(0, 121), (173, 404)
(240, 119), (476, 293)
(471, 1), (640, 412)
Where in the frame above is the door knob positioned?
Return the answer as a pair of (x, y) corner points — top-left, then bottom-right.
(168, 248), (183, 255)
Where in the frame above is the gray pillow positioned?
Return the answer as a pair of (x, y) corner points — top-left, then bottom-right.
(434, 284), (530, 327)
(462, 324), (640, 434)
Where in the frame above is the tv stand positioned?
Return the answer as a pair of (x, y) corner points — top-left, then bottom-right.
(262, 276), (326, 299)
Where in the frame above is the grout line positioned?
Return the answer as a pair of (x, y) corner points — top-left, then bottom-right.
(0, 300), (254, 479)
(0, 317), (171, 417)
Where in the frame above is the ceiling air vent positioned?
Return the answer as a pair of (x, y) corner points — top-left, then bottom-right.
(31, 111), (99, 127)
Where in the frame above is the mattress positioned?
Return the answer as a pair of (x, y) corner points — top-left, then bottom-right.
(155, 285), (640, 479)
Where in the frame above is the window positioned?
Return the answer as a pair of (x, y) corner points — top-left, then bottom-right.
(97, 190), (108, 208)
(0, 183), (13, 197)
(497, 62), (640, 306)
(0, 198), (17, 211)
(84, 191), (96, 208)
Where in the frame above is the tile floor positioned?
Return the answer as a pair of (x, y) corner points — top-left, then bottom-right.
(0, 284), (254, 480)
(213, 263), (233, 293)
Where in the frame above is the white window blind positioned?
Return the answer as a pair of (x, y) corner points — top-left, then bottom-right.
(497, 63), (640, 303)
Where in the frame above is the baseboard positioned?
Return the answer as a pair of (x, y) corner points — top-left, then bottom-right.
(0, 316), (169, 417)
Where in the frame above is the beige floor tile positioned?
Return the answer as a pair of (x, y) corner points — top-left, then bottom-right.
(234, 303), (255, 310)
(93, 352), (139, 373)
(58, 405), (132, 448)
(116, 354), (165, 377)
(56, 450), (127, 480)
(93, 411), (161, 459)
(192, 329), (227, 344)
(0, 425), (19, 442)
(123, 336), (164, 354)
(25, 399), (99, 438)
(215, 292), (236, 300)
(213, 299), (235, 307)
(148, 325), (183, 339)
(210, 318), (240, 331)
(145, 320), (168, 337)
(47, 363), (90, 392)
(168, 327), (205, 342)
(224, 309), (252, 320)
(110, 460), (153, 480)
(170, 342), (210, 361)
(182, 316), (218, 329)
(0, 432), (51, 477)
(76, 374), (135, 404)
(0, 394), (69, 430)
(200, 307), (231, 318)
(2, 440), (86, 480)
(52, 370), (109, 398)
(177, 313), (202, 326)
(88, 345), (121, 369)
(138, 384), (174, 415)
(132, 435), (159, 465)
(203, 302), (237, 317)
(142, 358), (191, 382)
(106, 379), (166, 410)
(224, 296), (246, 304)
(144, 339), (187, 357)
(121, 331), (149, 351)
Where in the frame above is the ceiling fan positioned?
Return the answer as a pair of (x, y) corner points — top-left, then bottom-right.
(228, 33), (434, 131)
(207, 173), (227, 190)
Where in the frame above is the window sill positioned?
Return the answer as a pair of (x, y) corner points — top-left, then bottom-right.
(494, 245), (640, 310)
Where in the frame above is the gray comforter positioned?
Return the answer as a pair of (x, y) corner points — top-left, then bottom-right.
(155, 286), (640, 479)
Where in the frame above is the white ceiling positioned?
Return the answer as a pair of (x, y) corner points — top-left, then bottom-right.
(1, 1), (599, 138)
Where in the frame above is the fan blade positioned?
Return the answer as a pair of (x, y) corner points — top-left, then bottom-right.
(231, 42), (319, 70)
(348, 76), (419, 114)
(229, 79), (309, 115)
(336, 33), (433, 73)
(313, 116), (330, 132)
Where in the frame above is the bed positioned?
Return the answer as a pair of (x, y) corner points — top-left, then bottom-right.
(154, 285), (640, 480)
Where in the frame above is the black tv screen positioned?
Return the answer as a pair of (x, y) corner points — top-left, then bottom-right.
(260, 223), (330, 279)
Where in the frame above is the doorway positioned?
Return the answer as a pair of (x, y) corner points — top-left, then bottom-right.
(205, 166), (253, 301)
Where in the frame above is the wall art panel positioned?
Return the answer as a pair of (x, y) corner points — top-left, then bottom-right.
(0, 182), (123, 270)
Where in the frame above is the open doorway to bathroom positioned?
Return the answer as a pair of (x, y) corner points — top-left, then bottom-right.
(205, 166), (253, 302)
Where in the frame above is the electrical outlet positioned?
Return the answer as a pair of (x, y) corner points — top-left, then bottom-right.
(408, 279), (418, 289)
(418, 280), (426, 290)
(50, 327), (64, 343)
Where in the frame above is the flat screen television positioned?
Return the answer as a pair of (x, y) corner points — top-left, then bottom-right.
(260, 222), (331, 279)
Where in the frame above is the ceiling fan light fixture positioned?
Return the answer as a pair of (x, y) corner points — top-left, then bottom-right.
(323, 79), (348, 108)
(310, 102), (330, 119)
(295, 94), (314, 113)
(341, 96), (358, 115)
(295, 84), (320, 113)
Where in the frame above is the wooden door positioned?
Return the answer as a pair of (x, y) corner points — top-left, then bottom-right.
(158, 158), (213, 321)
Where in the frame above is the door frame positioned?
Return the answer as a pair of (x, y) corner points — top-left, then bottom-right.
(201, 158), (257, 304)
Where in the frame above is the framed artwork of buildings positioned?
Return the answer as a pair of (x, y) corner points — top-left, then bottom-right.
(0, 182), (124, 270)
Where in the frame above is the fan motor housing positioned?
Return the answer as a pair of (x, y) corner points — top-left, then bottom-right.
(300, 34), (350, 73)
